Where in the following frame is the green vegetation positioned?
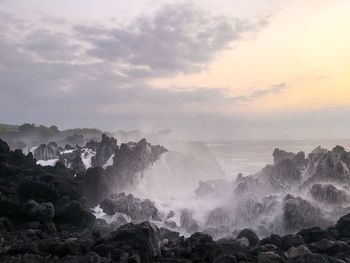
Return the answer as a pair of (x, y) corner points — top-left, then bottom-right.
(0, 123), (19, 132)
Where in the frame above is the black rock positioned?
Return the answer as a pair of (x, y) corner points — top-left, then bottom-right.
(297, 227), (334, 243)
(22, 199), (54, 222)
(0, 139), (10, 153)
(335, 213), (350, 237)
(237, 228), (259, 247)
(100, 193), (160, 222)
(108, 221), (161, 263)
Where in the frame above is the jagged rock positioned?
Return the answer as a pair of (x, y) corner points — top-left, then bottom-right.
(237, 228), (259, 247)
(331, 145), (346, 160)
(180, 209), (199, 233)
(336, 213), (350, 237)
(206, 207), (230, 227)
(34, 142), (60, 160)
(107, 221), (161, 263)
(273, 148), (295, 164)
(306, 152), (350, 185)
(91, 134), (118, 168)
(100, 193), (160, 222)
(59, 150), (86, 173)
(77, 167), (109, 207)
(283, 194), (329, 231)
(264, 159), (302, 186)
(79, 138), (167, 206)
(310, 184), (349, 205)
(273, 148), (307, 168)
(311, 146), (328, 155)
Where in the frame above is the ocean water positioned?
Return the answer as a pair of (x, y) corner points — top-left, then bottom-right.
(206, 139), (350, 179)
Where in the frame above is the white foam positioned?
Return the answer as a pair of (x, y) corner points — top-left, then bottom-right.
(37, 159), (58, 166)
(103, 153), (115, 168)
(81, 148), (96, 169)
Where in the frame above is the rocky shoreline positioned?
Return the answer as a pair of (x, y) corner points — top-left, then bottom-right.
(1, 137), (350, 262)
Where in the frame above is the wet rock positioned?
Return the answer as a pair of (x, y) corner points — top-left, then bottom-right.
(180, 209), (199, 233)
(108, 221), (161, 263)
(213, 254), (237, 263)
(280, 234), (305, 251)
(310, 239), (350, 255)
(335, 213), (350, 237)
(258, 159), (302, 193)
(0, 139), (10, 153)
(310, 184), (349, 205)
(188, 232), (218, 262)
(308, 152), (350, 184)
(54, 197), (95, 228)
(283, 194), (329, 231)
(257, 251), (281, 263)
(90, 134), (118, 168)
(22, 199), (54, 222)
(237, 228), (259, 247)
(273, 148), (295, 164)
(100, 192), (160, 222)
(34, 142), (60, 161)
(297, 227), (334, 243)
(287, 245), (312, 259)
(206, 207), (231, 227)
(260, 234), (282, 248)
(160, 227), (181, 242)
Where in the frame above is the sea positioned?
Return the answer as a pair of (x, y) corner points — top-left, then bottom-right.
(206, 139), (350, 178)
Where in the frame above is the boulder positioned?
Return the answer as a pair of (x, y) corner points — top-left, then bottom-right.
(54, 197), (95, 228)
(287, 245), (312, 259)
(188, 232), (218, 262)
(22, 199), (54, 222)
(108, 221), (161, 263)
(257, 251), (281, 263)
(237, 228), (259, 247)
(297, 227), (333, 243)
(335, 213), (350, 237)
(0, 139), (10, 153)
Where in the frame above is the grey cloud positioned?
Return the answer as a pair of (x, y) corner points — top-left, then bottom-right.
(23, 29), (81, 61)
(76, 3), (262, 78)
(227, 82), (288, 102)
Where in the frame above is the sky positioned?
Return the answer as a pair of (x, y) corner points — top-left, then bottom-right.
(0, 0), (349, 140)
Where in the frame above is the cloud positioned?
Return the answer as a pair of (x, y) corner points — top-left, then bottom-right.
(23, 29), (81, 61)
(76, 3), (263, 78)
(0, 2), (288, 138)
